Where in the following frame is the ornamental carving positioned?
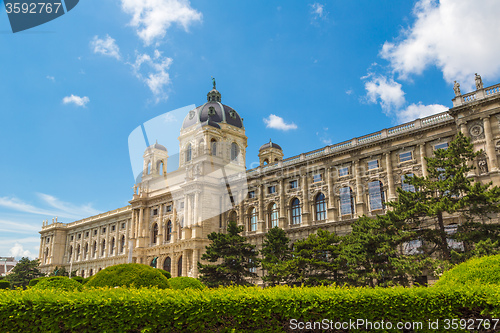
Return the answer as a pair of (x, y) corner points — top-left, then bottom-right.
(478, 154), (489, 174)
(468, 121), (485, 141)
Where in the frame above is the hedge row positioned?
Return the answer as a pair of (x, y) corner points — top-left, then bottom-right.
(1, 284), (499, 333)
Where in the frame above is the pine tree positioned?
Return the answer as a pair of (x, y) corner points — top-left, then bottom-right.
(285, 229), (342, 286)
(260, 226), (292, 286)
(5, 257), (44, 288)
(387, 132), (500, 262)
(197, 221), (260, 287)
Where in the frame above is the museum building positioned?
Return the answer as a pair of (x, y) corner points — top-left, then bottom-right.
(39, 75), (500, 279)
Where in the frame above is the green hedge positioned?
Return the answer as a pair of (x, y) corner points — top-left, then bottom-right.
(436, 254), (500, 287)
(31, 276), (83, 292)
(0, 284), (499, 332)
(0, 281), (10, 290)
(169, 277), (204, 290)
(28, 277), (45, 287)
(157, 268), (172, 279)
(85, 263), (170, 289)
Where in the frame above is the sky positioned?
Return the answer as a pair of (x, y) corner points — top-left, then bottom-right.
(2, 0), (500, 260)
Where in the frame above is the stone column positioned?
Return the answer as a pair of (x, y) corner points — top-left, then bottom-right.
(258, 184), (265, 232)
(385, 152), (396, 201)
(138, 208), (144, 239)
(302, 172), (311, 225)
(172, 207), (177, 243)
(459, 120), (468, 137)
(194, 192), (199, 225)
(239, 190), (245, 229)
(354, 160), (365, 216)
(420, 143), (428, 178)
(279, 178), (287, 228)
(172, 255), (178, 277)
(192, 248), (199, 278)
(326, 167), (337, 221)
(158, 205), (164, 244)
(182, 250), (188, 277)
(483, 116), (498, 171)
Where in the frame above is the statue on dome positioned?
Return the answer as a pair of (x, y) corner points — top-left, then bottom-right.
(211, 76), (216, 90)
(453, 81), (461, 97)
(475, 73), (483, 90)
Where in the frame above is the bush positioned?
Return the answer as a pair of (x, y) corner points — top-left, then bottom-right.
(169, 277), (204, 290)
(157, 269), (172, 279)
(0, 281), (10, 290)
(436, 254), (500, 287)
(85, 263), (170, 289)
(71, 276), (84, 284)
(0, 285), (499, 332)
(31, 277), (83, 292)
(28, 277), (46, 287)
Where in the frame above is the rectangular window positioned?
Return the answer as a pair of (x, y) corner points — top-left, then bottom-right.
(46, 237), (50, 243)
(401, 174), (415, 192)
(445, 225), (464, 251)
(289, 180), (298, 189)
(152, 209), (158, 216)
(94, 230), (97, 236)
(313, 174), (322, 183)
(111, 225), (116, 232)
(403, 239), (422, 255)
(248, 191), (256, 199)
(166, 205), (172, 212)
(70, 235), (74, 241)
(399, 151), (412, 162)
(121, 223), (126, 229)
(78, 233), (81, 240)
(368, 160), (379, 170)
(339, 167), (349, 177)
(102, 227), (106, 233)
(85, 232), (89, 238)
(435, 142), (449, 150)
(268, 186), (276, 194)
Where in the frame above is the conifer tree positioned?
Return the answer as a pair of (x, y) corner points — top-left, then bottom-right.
(198, 221), (260, 287)
(260, 226), (292, 286)
(5, 257), (44, 288)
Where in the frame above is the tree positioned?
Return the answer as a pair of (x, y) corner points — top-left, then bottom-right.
(387, 132), (500, 262)
(340, 215), (434, 287)
(48, 266), (77, 277)
(285, 229), (343, 286)
(5, 257), (44, 288)
(260, 226), (292, 286)
(198, 221), (260, 287)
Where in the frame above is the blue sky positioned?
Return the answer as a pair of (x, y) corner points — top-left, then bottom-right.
(2, 0), (500, 259)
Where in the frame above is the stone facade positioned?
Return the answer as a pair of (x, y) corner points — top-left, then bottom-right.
(39, 78), (500, 279)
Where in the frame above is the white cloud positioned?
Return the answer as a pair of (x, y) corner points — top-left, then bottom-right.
(120, 0), (202, 45)
(364, 75), (406, 114)
(0, 219), (41, 234)
(91, 35), (121, 60)
(380, 0), (500, 89)
(397, 103), (448, 123)
(46, 75), (55, 82)
(310, 3), (326, 20)
(9, 243), (35, 259)
(263, 114), (298, 131)
(62, 94), (90, 107)
(0, 194), (100, 220)
(131, 50), (173, 102)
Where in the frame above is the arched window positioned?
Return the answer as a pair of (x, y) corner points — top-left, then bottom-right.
(110, 237), (115, 255)
(315, 193), (326, 221)
(178, 256), (183, 277)
(92, 241), (97, 258)
(186, 143), (192, 162)
(158, 161), (164, 175)
(44, 247), (49, 264)
(263, 159), (269, 165)
(81, 270), (85, 277)
(68, 246), (73, 263)
(147, 162), (151, 174)
(101, 239), (106, 256)
(152, 223), (158, 245)
(340, 187), (354, 215)
(229, 211), (237, 223)
(291, 198), (302, 224)
(76, 245), (80, 260)
(269, 203), (279, 228)
(249, 208), (257, 231)
(231, 142), (239, 161)
(211, 139), (217, 156)
(120, 235), (125, 253)
(84, 243), (88, 259)
(163, 257), (171, 273)
(368, 180), (385, 211)
(89, 269), (93, 277)
(166, 220), (172, 242)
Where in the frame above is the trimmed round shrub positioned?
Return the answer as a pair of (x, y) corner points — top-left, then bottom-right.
(0, 280), (10, 289)
(85, 263), (170, 289)
(169, 277), (204, 290)
(29, 277), (46, 287)
(436, 254), (500, 287)
(157, 269), (172, 279)
(32, 276), (83, 291)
